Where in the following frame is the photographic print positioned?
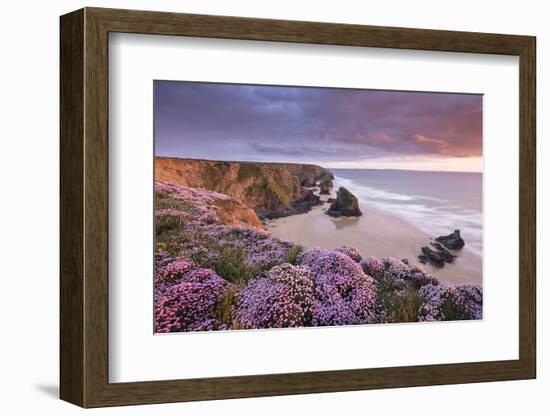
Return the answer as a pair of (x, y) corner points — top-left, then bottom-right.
(153, 81), (483, 333)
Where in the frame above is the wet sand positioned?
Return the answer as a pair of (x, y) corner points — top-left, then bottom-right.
(265, 189), (482, 285)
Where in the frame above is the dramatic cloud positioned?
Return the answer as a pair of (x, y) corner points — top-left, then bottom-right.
(154, 81), (482, 170)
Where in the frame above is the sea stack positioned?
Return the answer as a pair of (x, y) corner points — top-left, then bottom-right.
(435, 230), (465, 250)
(327, 187), (362, 217)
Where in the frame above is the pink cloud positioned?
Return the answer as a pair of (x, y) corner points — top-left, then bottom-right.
(413, 134), (450, 151)
(366, 131), (395, 145)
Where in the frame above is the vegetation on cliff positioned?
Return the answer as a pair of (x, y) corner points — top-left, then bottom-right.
(155, 157), (332, 218)
(154, 181), (482, 332)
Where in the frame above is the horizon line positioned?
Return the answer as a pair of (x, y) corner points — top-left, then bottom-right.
(155, 155), (482, 174)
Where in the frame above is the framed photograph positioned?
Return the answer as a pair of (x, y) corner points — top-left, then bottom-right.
(60, 7), (536, 408)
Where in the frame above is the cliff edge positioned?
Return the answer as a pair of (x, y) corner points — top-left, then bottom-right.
(155, 157), (334, 218)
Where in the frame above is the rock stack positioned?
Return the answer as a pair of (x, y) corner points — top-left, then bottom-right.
(327, 187), (362, 217)
(418, 230), (465, 268)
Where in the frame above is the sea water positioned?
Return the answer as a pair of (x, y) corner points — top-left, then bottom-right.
(332, 169), (483, 257)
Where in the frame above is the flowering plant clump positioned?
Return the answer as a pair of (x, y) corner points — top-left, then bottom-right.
(154, 257), (194, 286)
(405, 271), (440, 290)
(335, 245), (363, 263)
(456, 284), (483, 319)
(154, 263), (230, 332)
(155, 208), (190, 219)
(154, 251), (173, 269)
(155, 180), (236, 233)
(298, 248), (378, 325)
(235, 263), (315, 328)
(360, 256), (385, 280)
(381, 256), (412, 278)
(266, 264), (315, 310)
(419, 283), (482, 321)
(311, 274), (359, 326)
(218, 226), (292, 270)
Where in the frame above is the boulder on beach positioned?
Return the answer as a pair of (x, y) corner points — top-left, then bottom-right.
(327, 187), (362, 217)
(435, 230), (465, 250)
(420, 246), (445, 268)
(430, 242), (454, 262)
(419, 241), (456, 268)
(417, 254), (428, 265)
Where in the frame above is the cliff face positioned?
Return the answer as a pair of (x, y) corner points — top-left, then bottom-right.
(211, 193), (264, 229)
(155, 157), (333, 217)
(280, 163), (334, 187)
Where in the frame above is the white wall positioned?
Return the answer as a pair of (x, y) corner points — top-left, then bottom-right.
(0, 0), (545, 414)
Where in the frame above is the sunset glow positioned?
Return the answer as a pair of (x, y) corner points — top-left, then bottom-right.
(324, 156), (483, 172)
(154, 81), (482, 172)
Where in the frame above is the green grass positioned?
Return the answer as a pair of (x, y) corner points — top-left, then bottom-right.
(237, 163), (262, 181)
(155, 190), (194, 211)
(392, 289), (424, 322)
(265, 176), (291, 207)
(155, 214), (182, 236)
(338, 187), (355, 206)
(439, 297), (470, 321)
(211, 246), (262, 284)
(284, 244), (304, 265)
(154, 190), (198, 255)
(203, 163), (227, 188)
(214, 284), (242, 328)
(375, 279), (424, 323)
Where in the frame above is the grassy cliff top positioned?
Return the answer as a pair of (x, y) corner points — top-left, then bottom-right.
(155, 156), (329, 171)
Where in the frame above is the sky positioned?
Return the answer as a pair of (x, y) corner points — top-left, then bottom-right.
(154, 81), (482, 172)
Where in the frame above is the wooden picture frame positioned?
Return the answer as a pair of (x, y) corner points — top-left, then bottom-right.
(60, 7), (536, 408)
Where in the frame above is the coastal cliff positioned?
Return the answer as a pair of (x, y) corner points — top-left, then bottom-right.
(155, 157), (334, 218)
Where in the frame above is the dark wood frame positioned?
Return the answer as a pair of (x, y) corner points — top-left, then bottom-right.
(60, 7), (536, 408)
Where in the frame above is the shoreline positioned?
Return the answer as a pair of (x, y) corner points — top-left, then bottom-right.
(265, 186), (482, 285)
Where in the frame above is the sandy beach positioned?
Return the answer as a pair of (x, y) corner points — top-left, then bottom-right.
(265, 188), (482, 285)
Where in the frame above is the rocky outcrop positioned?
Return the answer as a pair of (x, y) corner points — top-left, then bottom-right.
(319, 180), (331, 195)
(260, 189), (321, 220)
(155, 157), (333, 218)
(327, 187), (362, 217)
(317, 171), (334, 187)
(419, 244), (454, 268)
(285, 164), (334, 187)
(318, 173), (333, 195)
(418, 232), (463, 268)
(435, 230), (465, 250)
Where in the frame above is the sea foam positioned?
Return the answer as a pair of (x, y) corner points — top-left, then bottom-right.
(333, 172), (483, 257)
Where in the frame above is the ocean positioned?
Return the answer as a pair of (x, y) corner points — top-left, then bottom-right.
(332, 169), (483, 257)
